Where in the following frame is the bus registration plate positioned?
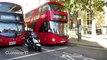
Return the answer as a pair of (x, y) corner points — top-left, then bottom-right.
(9, 41), (16, 45)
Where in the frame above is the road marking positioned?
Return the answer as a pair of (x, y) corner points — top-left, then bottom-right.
(61, 52), (95, 60)
(61, 54), (75, 60)
(5, 47), (68, 60)
(42, 47), (49, 50)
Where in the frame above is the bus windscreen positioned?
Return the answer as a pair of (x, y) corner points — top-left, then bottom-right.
(39, 21), (68, 36)
(0, 22), (24, 37)
(49, 4), (67, 12)
(0, 3), (22, 14)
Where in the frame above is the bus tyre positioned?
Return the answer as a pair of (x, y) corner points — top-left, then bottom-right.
(36, 46), (41, 52)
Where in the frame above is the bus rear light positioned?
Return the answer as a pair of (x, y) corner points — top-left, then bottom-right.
(52, 38), (55, 42)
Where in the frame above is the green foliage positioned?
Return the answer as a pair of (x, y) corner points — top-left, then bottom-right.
(54, 0), (105, 12)
(55, 0), (73, 10)
(93, 0), (105, 11)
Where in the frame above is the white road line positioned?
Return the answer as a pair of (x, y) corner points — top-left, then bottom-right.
(5, 47), (68, 60)
(61, 52), (95, 60)
(42, 47), (49, 50)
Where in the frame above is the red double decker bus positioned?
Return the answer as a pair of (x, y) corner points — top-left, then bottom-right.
(25, 2), (69, 44)
(0, 2), (26, 46)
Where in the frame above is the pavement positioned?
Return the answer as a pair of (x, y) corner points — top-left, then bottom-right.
(68, 34), (107, 49)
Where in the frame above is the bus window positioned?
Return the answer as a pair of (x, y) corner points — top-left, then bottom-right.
(39, 21), (67, 36)
(0, 22), (24, 37)
(39, 22), (49, 32)
(42, 5), (50, 12)
(49, 4), (67, 12)
(49, 21), (67, 36)
(0, 3), (22, 14)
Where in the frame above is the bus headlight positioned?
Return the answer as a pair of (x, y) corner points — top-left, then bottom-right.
(52, 38), (55, 42)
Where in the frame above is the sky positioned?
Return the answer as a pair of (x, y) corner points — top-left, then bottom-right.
(0, 0), (47, 14)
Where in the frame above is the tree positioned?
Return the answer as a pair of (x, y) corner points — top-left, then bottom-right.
(77, 0), (105, 35)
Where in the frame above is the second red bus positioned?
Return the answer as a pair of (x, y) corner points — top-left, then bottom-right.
(25, 2), (69, 45)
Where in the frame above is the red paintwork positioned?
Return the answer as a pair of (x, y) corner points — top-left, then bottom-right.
(0, 33), (26, 46)
(25, 2), (69, 45)
(38, 32), (68, 45)
(44, 2), (65, 6)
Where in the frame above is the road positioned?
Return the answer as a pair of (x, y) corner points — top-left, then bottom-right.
(0, 44), (107, 60)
